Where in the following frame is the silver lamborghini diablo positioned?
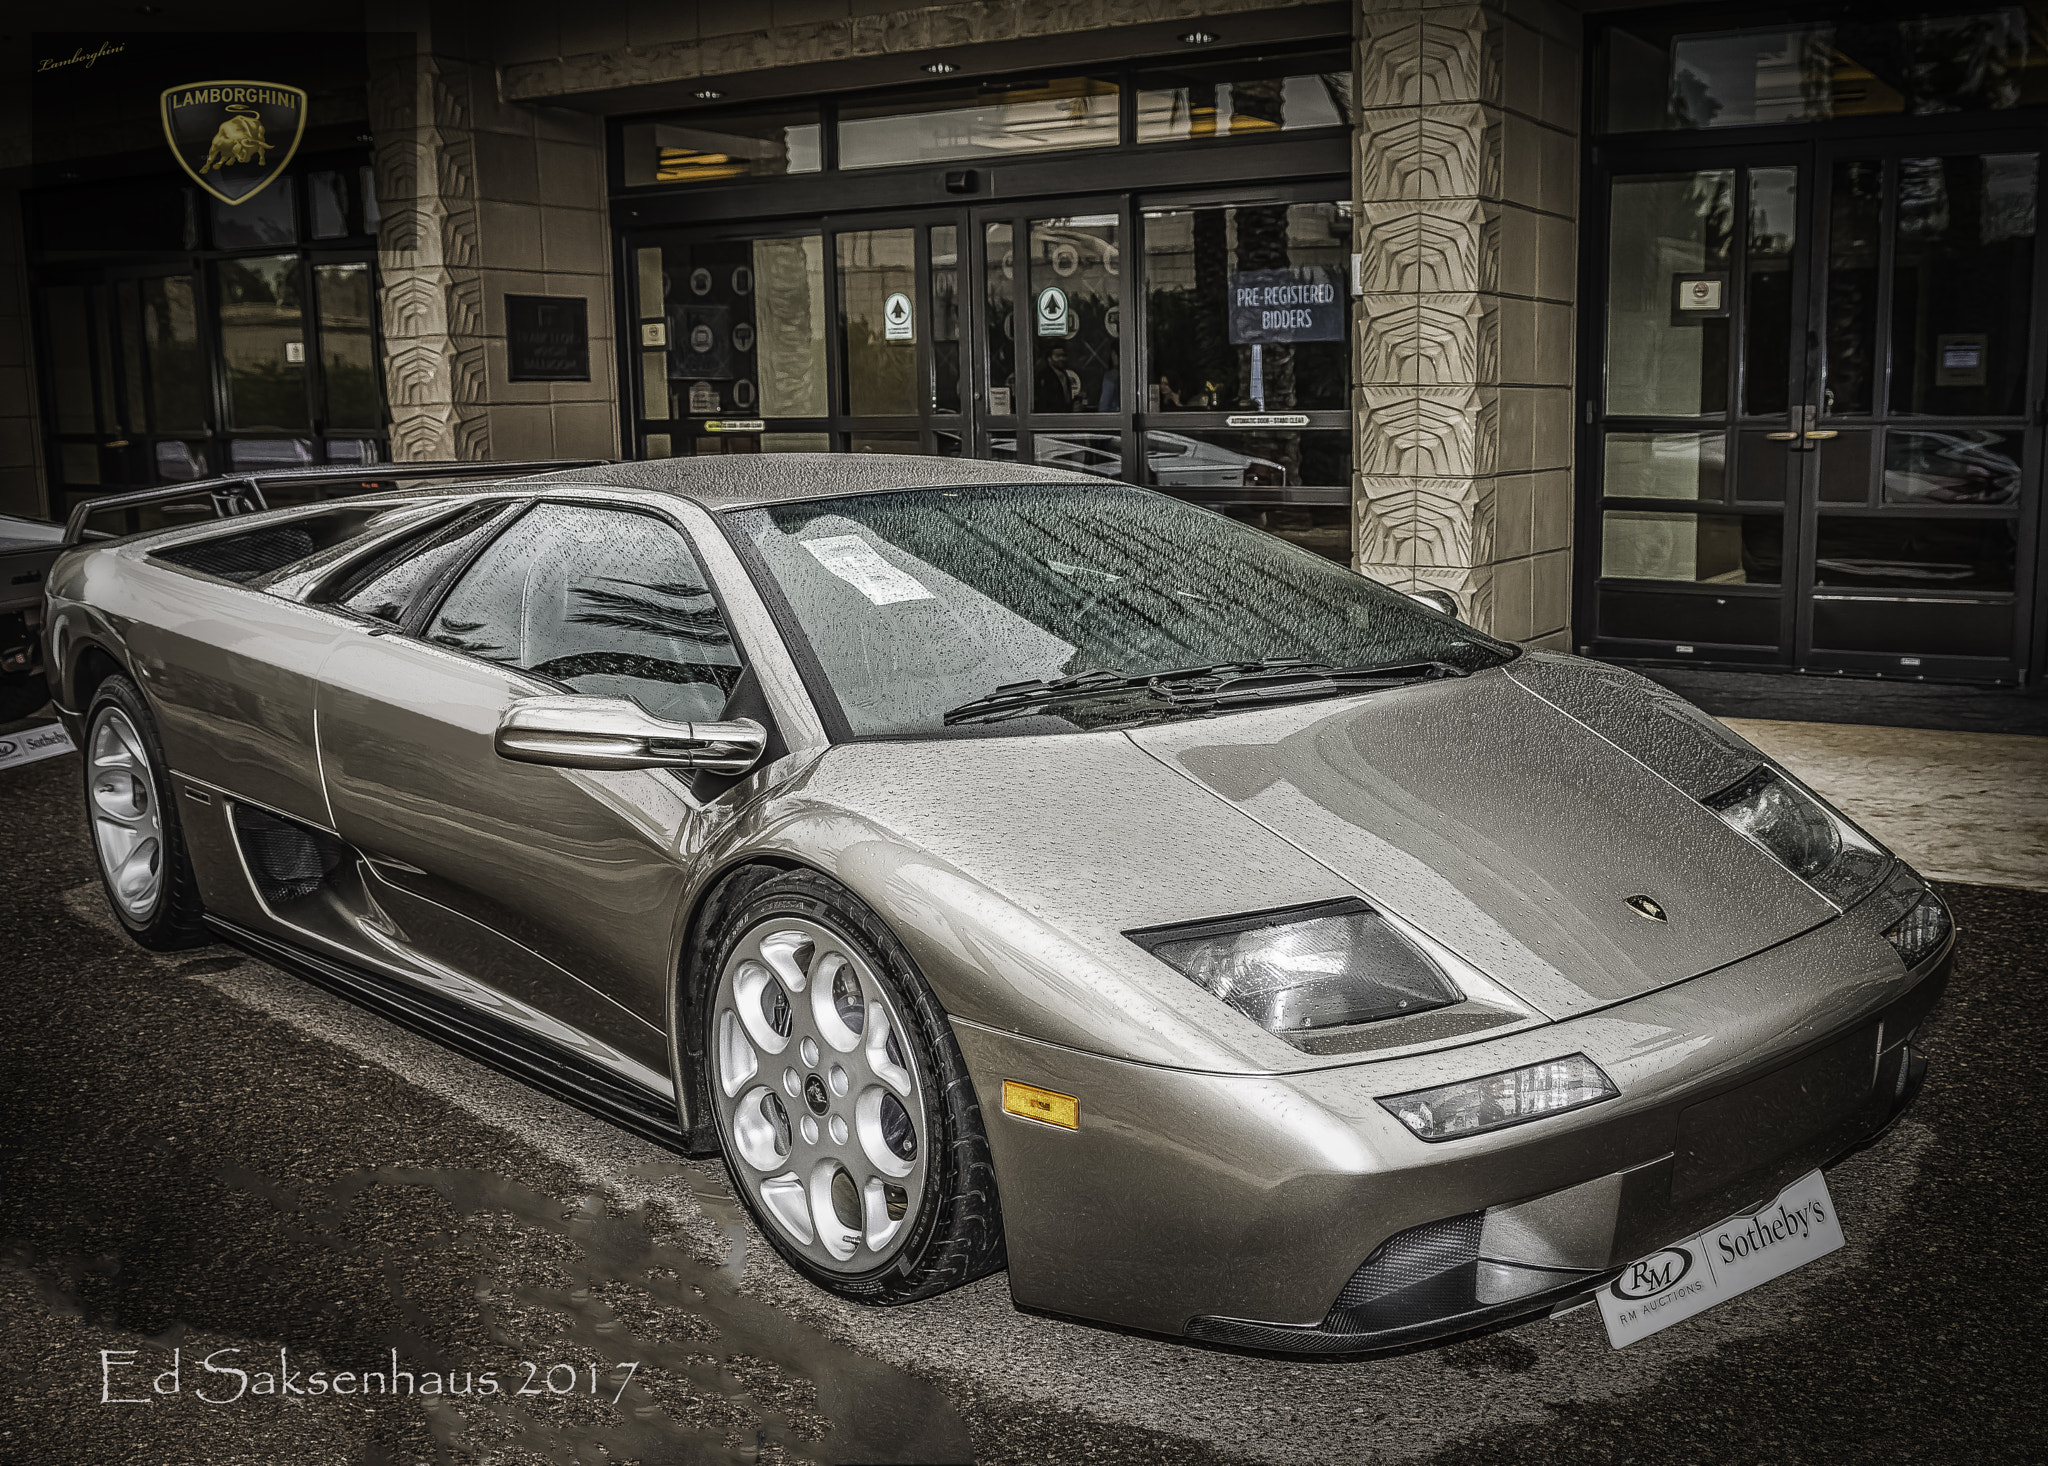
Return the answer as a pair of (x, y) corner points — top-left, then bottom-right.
(42, 454), (1952, 1351)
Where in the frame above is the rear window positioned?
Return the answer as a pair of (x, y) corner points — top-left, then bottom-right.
(150, 506), (408, 585)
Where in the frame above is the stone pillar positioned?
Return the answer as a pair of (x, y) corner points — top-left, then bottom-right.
(369, 32), (615, 465)
(1352, 0), (1581, 648)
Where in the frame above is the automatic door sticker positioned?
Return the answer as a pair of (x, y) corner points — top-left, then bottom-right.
(801, 535), (937, 605)
(1036, 286), (1070, 337)
(884, 291), (914, 341)
(161, 81), (307, 205)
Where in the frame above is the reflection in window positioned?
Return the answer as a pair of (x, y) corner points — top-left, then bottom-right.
(1605, 14), (2048, 132)
(1144, 201), (1352, 413)
(1890, 153), (2037, 416)
(1884, 429), (2023, 503)
(229, 438), (316, 469)
(316, 262), (381, 429)
(210, 178), (297, 249)
(1135, 52), (1353, 141)
(839, 79), (1119, 170)
(1604, 431), (1724, 499)
(1030, 215), (1118, 415)
(143, 275), (210, 434)
(155, 441), (210, 481)
(1605, 171), (1734, 416)
(1602, 510), (1782, 584)
(621, 107), (822, 186)
(1143, 429), (1349, 493)
(984, 223), (1015, 415)
(1744, 167), (1797, 416)
(309, 172), (349, 238)
(849, 433), (921, 454)
(1825, 159), (1884, 415)
(932, 225), (961, 414)
(1033, 431), (1122, 477)
(333, 504), (509, 626)
(1814, 516), (2017, 591)
(839, 230), (917, 416)
(646, 235), (827, 420)
(428, 504), (741, 724)
(218, 255), (307, 430)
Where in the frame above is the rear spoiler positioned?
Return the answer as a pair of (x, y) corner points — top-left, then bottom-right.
(61, 458), (608, 546)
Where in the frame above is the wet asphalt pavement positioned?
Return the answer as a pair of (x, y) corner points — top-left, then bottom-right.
(3, 725), (2046, 1466)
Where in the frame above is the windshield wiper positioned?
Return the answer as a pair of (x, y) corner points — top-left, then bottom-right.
(940, 668), (1138, 725)
(940, 658), (1464, 727)
(1152, 660), (1469, 710)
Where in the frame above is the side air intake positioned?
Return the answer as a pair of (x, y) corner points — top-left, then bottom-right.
(231, 803), (349, 907)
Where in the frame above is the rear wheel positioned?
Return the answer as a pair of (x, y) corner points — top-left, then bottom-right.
(699, 869), (1004, 1302)
(85, 675), (208, 950)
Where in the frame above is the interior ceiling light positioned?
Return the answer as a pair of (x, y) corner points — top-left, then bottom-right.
(1181, 31), (1219, 44)
(693, 89), (724, 100)
(923, 61), (960, 74)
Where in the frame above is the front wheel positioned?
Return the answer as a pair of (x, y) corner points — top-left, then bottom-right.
(698, 869), (1005, 1302)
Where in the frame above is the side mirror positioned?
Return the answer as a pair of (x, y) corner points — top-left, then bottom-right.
(495, 696), (767, 775)
(1407, 588), (1460, 618)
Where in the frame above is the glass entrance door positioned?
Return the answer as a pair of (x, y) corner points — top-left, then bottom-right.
(622, 185), (1357, 559)
(1590, 141), (2042, 679)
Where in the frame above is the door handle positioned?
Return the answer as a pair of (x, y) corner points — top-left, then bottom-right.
(1803, 429), (1838, 440)
(1765, 432), (1799, 440)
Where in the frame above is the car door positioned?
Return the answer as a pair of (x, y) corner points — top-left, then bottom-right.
(313, 496), (754, 1075)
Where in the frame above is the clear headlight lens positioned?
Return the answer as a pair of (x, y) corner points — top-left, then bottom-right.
(1378, 1054), (1618, 1142)
(1705, 768), (1889, 906)
(1884, 890), (1953, 966)
(1129, 899), (1463, 1036)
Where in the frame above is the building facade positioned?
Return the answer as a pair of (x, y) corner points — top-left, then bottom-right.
(7, 0), (2046, 685)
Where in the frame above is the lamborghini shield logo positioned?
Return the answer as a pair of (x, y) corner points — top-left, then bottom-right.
(160, 80), (307, 205)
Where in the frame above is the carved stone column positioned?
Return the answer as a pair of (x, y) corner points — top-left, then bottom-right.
(367, 31), (615, 466)
(369, 44), (489, 462)
(1353, 0), (1582, 647)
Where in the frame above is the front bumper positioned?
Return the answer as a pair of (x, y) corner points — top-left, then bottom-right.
(952, 878), (1950, 1352)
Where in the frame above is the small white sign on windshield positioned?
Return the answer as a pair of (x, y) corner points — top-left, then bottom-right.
(801, 535), (937, 606)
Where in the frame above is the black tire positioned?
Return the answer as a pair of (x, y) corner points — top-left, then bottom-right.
(83, 675), (210, 950)
(691, 867), (1006, 1303)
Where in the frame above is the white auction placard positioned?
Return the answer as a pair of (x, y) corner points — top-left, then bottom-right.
(1599, 1169), (1844, 1349)
(0, 721), (75, 773)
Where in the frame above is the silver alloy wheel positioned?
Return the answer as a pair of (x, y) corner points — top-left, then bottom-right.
(712, 915), (929, 1272)
(88, 705), (165, 920)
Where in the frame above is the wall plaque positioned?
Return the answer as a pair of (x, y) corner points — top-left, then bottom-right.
(505, 295), (590, 382)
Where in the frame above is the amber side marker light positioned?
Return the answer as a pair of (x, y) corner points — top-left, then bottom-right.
(1002, 1080), (1079, 1130)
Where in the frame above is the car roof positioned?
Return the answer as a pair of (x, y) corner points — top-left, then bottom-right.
(504, 453), (1107, 511)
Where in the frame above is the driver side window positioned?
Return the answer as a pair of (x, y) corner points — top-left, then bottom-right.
(426, 502), (742, 724)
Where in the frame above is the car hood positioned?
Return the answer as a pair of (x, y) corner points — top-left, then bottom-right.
(1126, 656), (1839, 1021)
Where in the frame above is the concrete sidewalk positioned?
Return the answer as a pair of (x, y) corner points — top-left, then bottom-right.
(1724, 718), (2048, 892)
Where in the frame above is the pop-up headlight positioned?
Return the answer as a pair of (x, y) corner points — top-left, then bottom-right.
(1705, 767), (1888, 906)
(1378, 1054), (1618, 1142)
(1129, 899), (1462, 1037)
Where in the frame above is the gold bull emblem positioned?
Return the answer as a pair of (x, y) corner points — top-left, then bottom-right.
(200, 104), (273, 174)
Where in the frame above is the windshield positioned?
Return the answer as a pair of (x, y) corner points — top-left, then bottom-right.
(726, 483), (1517, 737)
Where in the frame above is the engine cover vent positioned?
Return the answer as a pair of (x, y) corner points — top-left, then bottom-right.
(231, 803), (348, 907)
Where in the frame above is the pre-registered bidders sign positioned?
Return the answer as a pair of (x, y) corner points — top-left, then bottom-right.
(1228, 268), (1345, 345)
